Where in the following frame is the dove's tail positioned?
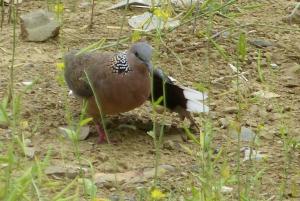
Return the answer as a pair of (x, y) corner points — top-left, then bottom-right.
(151, 68), (209, 114)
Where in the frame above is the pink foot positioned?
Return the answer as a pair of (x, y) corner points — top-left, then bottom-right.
(95, 124), (106, 144)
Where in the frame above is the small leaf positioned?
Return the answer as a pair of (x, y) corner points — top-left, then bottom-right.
(181, 4), (195, 21)
(179, 144), (193, 155)
(201, 0), (214, 10)
(221, 163), (230, 180)
(183, 127), (200, 145)
(1, 96), (8, 109)
(291, 179), (299, 197)
(200, 130), (205, 148)
(195, 83), (208, 93)
(82, 178), (97, 197)
(147, 130), (155, 139)
(238, 33), (247, 61)
(76, 38), (106, 55)
(153, 96), (164, 106)
(257, 49), (265, 82)
(80, 117), (93, 127)
(209, 39), (229, 61)
(0, 104), (9, 127)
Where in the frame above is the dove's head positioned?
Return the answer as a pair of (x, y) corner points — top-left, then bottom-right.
(129, 42), (153, 71)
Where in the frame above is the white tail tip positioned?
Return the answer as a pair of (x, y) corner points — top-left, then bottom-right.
(183, 87), (208, 101)
(186, 100), (209, 113)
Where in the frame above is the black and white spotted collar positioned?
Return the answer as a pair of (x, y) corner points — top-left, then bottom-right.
(111, 51), (132, 74)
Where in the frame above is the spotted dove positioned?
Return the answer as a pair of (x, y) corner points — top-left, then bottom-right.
(64, 42), (208, 143)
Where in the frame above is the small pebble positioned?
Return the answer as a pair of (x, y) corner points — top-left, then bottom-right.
(219, 118), (229, 129)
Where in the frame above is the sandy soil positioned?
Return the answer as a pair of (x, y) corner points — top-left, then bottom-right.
(0, 0), (299, 200)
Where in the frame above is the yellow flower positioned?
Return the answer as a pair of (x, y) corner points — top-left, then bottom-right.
(151, 189), (166, 200)
(54, 3), (64, 14)
(131, 30), (142, 42)
(20, 120), (29, 130)
(56, 62), (65, 71)
(153, 8), (170, 21)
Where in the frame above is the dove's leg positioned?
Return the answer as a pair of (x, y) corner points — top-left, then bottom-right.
(94, 120), (106, 144)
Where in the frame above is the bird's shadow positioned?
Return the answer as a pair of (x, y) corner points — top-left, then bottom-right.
(88, 113), (196, 142)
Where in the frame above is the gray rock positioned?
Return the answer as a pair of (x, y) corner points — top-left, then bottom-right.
(94, 164), (175, 187)
(224, 106), (238, 114)
(94, 170), (137, 186)
(268, 113), (282, 122)
(109, 194), (136, 201)
(252, 90), (280, 99)
(45, 165), (87, 179)
(270, 63), (279, 69)
(0, 121), (9, 129)
(59, 126), (90, 141)
(78, 126), (90, 140)
(98, 153), (109, 162)
(163, 140), (177, 150)
(260, 130), (274, 140)
(143, 164), (175, 179)
(219, 118), (229, 129)
(24, 138), (33, 147)
(24, 147), (35, 159)
(242, 147), (267, 161)
(230, 126), (257, 142)
(249, 39), (273, 48)
(20, 9), (60, 42)
(284, 81), (300, 88)
(240, 126), (256, 142)
(79, 2), (92, 9)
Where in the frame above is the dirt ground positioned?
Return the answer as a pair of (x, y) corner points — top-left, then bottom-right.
(0, 0), (300, 200)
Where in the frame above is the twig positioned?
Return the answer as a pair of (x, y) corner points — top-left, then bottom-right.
(8, 6), (16, 103)
(89, 0), (95, 29)
(0, 47), (9, 53)
(107, 25), (129, 31)
(229, 63), (248, 81)
(7, 0), (12, 23)
(211, 71), (249, 84)
(266, 195), (276, 201)
(192, 0), (201, 33)
(1, 0), (4, 29)
(176, 43), (205, 52)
